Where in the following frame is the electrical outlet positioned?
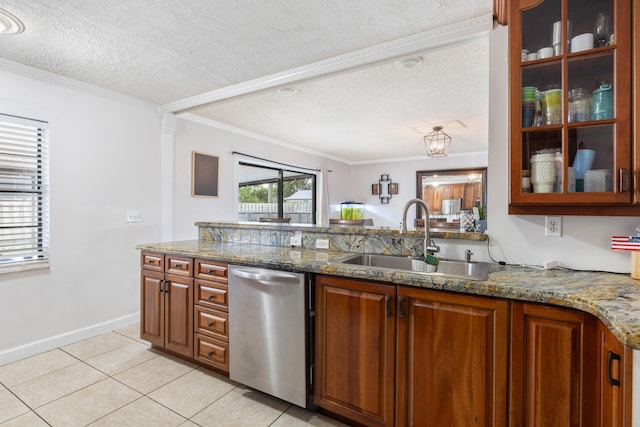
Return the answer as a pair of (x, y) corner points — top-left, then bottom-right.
(126, 211), (142, 222)
(545, 216), (562, 237)
(316, 239), (329, 249)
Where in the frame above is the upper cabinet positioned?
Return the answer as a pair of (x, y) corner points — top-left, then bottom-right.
(508, 0), (638, 215)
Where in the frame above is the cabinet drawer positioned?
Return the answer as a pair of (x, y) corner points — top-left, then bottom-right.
(195, 306), (228, 341)
(195, 279), (228, 310)
(141, 252), (164, 271)
(194, 333), (229, 372)
(165, 255), (193, 276)
(194, 259), (228, 282)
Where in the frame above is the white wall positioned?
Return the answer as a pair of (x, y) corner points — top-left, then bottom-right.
(349, 154), (490, 262)
(349, 154), (488, 228)
(0, 69), (162, 364)
(171, 119), (352, 240)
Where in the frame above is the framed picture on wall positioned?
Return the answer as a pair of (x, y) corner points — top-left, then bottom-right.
(192, 151), (219, 197)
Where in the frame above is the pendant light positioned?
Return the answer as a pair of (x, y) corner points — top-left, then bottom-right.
(423, 126), (452, 158)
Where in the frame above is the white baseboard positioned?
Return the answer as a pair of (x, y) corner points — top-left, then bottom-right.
(0, 313), (140, 366)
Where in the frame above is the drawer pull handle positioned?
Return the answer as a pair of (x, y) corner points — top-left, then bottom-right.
(174, 264), (180, 268)
(208, 295), (215, 301)
(148, 260), (153, 264)
(207, 351), (214, 357)
(607, 351), (621, 387)
(207, 269), (214, 274)
(208, 322), (215, 328)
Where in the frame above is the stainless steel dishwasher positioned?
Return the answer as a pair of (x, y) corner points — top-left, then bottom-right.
(228, 265), (312, 408)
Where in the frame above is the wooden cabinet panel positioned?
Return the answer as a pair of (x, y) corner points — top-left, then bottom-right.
(315, 275), (396, 427)
(396, 287), (508, 427)
(194, 259), (228, 282)
(508, 0), (637, 215)
(165, 255), (193, 276)
(195, 305), (228, 341)
(164, 274), (194, 357)
(141, 252), (163, 271)
(597, 321), (632, 427)
(510, 303), (597, 427)
(140, 253), (194, 358)
(140, 269), (164, 347)
(194, 333), (229, 373)
(195, 279), (228, 311)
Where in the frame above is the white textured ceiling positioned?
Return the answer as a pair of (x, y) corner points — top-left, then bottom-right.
(0, 0), (492, 163)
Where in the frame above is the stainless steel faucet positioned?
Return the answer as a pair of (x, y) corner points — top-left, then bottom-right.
(401, 198), (439, 256)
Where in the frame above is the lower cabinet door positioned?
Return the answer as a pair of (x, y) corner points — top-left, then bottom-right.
(314, 275), (396, 427)
(510, 302), (598, 426)
(140, 269), (164, 347)
(164, 274), (194, 357)
(396, 287), (508, 427)
(598, 321), (631, 427)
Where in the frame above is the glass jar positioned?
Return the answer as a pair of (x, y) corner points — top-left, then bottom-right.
(592, 81), (613, 120)
(568, 88), (590, 123)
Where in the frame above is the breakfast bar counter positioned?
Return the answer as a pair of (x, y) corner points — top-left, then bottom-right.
(137, 238), (640, 350)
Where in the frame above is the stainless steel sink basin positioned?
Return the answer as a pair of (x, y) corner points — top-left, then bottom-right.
(337, 254), (489, 281)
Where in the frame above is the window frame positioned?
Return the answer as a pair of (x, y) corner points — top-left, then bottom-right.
(0, 113), (50, 273)
(234, 156), (320, 224)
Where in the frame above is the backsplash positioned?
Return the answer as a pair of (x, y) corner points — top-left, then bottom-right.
(196, 222), (486, 257)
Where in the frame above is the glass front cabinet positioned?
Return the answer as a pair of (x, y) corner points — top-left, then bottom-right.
(508, 0), (637, 215)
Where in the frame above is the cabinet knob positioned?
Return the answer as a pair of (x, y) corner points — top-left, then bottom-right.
(208, 295), (215, 301)
(207, 351), (214, 358)
(174, 263), (180, 268)
(207, 269), (214, 274)
(208, 322), (215, 328)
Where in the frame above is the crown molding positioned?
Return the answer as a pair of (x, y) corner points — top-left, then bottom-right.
(0, 58), (158, 111)
(349, 151), (489, 165)
(178, 113), (352, 165)
(178, 113), (488, 166)
(164, 13), (493, 113)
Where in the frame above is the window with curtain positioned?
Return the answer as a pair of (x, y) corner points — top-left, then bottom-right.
(0, 113), (49, 273)
(237, 162), (317, 224)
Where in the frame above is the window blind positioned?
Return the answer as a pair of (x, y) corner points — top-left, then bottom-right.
(0, 114), (49, 272)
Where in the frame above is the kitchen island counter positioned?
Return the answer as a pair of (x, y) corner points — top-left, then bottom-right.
(138, 239), (640, 350)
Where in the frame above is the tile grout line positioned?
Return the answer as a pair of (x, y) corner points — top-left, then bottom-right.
(185, 384), (241, 423)
(268, 403), (294, 426)
(2, 333), (149, 425)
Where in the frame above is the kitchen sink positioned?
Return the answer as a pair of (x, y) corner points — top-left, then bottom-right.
(337, 254), (490, 281)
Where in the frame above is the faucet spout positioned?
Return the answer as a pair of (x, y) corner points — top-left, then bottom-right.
(400, 198), (439, 256)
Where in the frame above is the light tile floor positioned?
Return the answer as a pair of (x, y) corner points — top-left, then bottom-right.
(0, 325), (348, 427)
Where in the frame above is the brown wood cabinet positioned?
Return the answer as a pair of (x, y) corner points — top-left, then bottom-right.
(314, 275), (396, 427)
(140, 254), (193, 358)
(192, 260), (230, 373)
(315, 275), (509, 427)
(316, 276), (632, 427)
(396, 287), (509, 427)
(140, 253), (229, 372)
(597, 320), (632, 427)
(510, 302), (598, 426)
(508, 0), (637, 215)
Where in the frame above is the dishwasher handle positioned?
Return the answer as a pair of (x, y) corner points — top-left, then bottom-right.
(231, 268), (301, 286)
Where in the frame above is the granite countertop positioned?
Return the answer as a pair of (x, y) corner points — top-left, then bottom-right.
(137, 239), (640, 350)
